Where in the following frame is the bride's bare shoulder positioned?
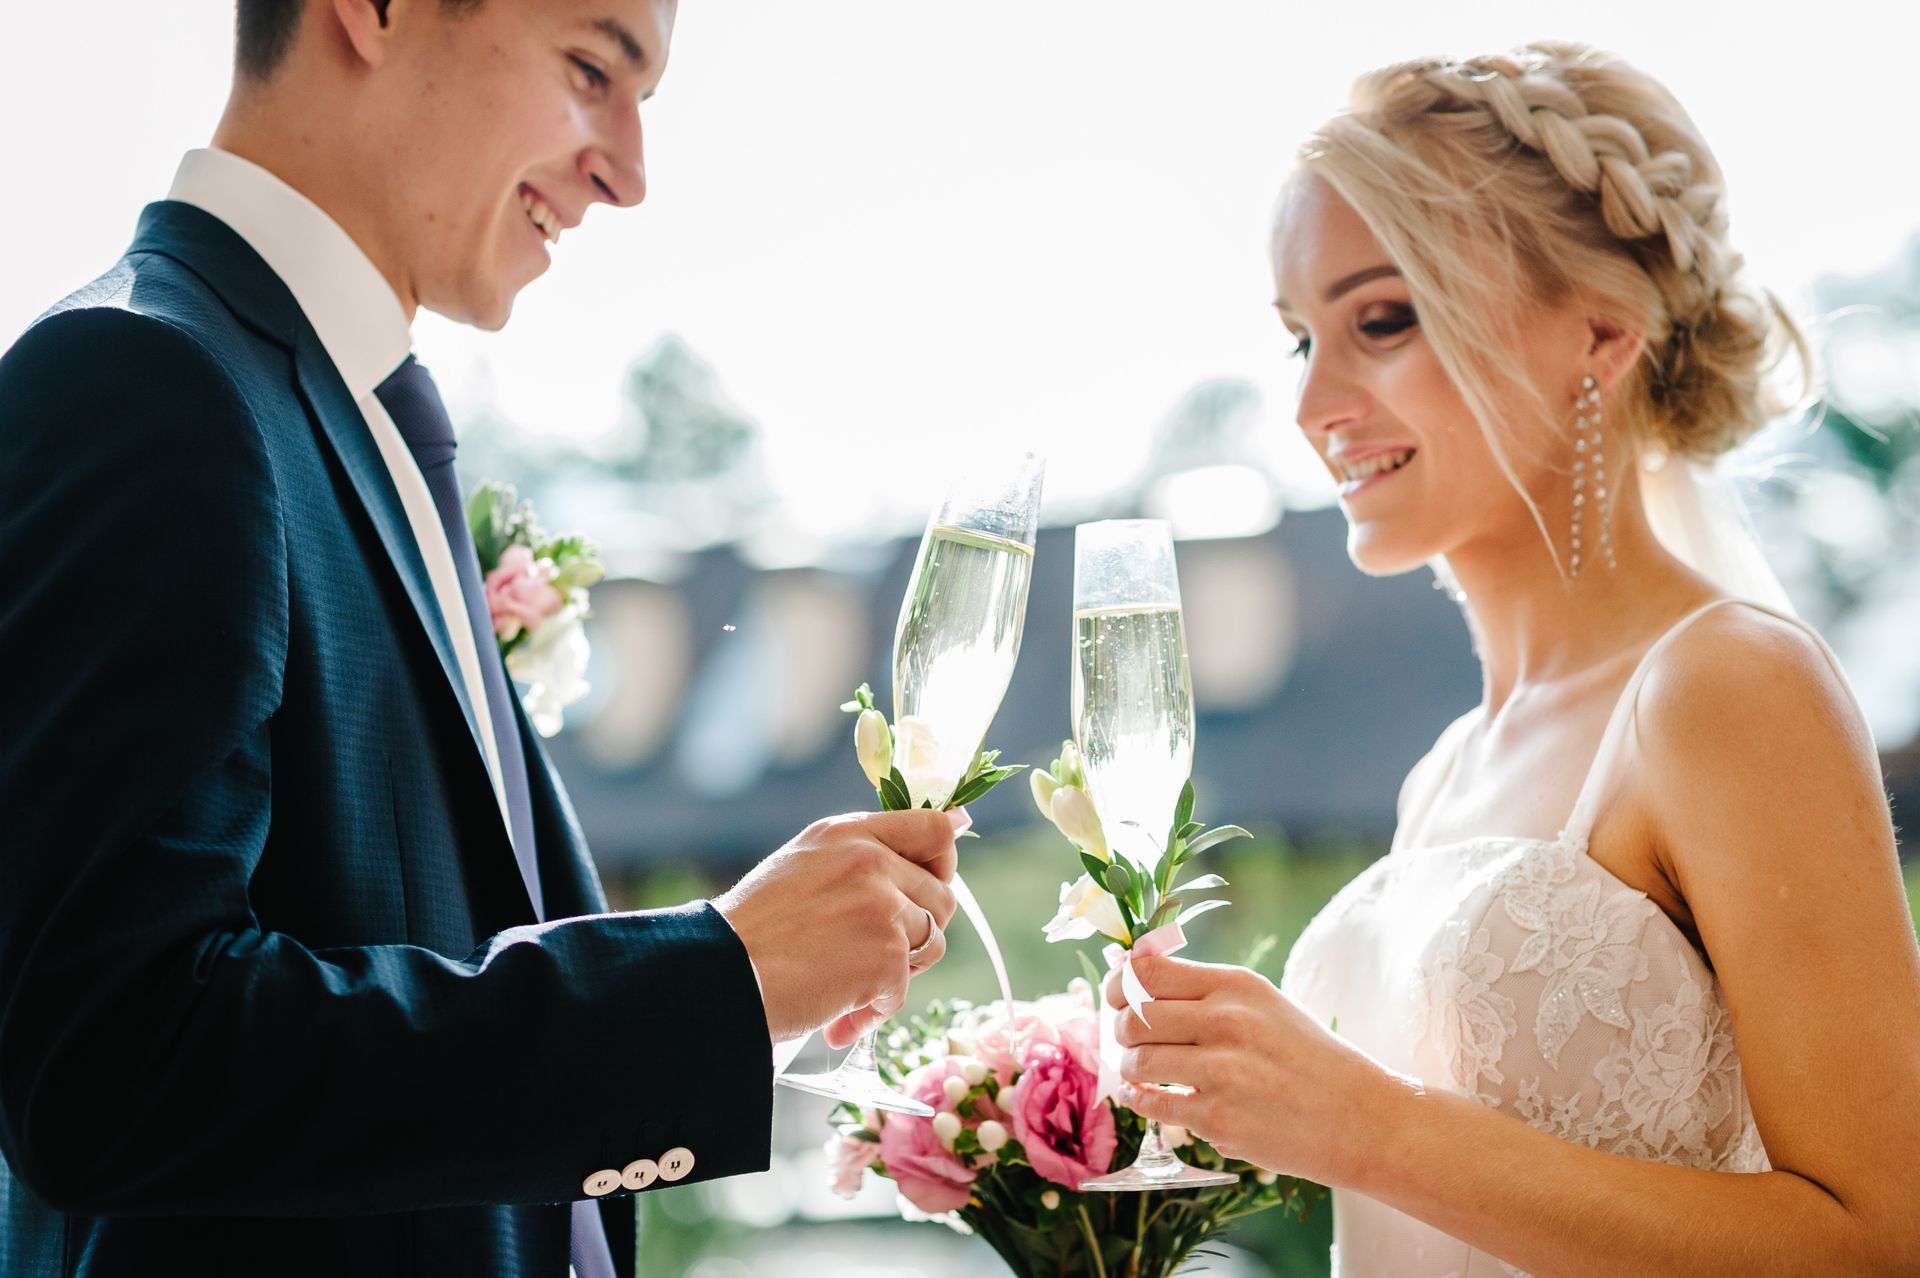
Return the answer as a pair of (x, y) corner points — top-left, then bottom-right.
(1640, 603), (1865, 743)
(1634, 601), (1881, 843)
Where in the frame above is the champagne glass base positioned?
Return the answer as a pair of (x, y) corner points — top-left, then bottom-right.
(1078, 1159), (1238, 1192)
(777, 1064), (935, 1117)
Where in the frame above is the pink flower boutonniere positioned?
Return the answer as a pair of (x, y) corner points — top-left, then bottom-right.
(466, 481), (604, 737)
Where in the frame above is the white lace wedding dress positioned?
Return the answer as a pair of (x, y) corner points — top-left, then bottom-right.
(1279, 598), (1830, 1277)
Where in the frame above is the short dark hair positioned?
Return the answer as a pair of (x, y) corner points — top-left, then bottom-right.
(234, 0), (484, 81)
(234, 0), (303, 80)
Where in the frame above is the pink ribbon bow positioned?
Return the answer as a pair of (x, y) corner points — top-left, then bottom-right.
(1102, 919), (1187, 1028)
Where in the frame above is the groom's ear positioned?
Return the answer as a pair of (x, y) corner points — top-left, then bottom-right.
(330, 0), (403, 69)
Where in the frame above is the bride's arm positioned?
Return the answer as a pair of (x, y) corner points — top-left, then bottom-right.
(1113, 612), (1920, 1277)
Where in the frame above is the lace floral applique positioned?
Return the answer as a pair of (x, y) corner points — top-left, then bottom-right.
(1589, 978), (1739, 1166)
(1513, 1075), (1594, 1148)
(1414, 921), (1517, 1103)
(1493, 839), (1657, 1066)
(1716, 1116), (1770, 1173)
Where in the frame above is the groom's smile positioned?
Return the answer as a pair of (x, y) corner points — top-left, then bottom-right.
(518, 183), (574, 247)
(437, 0), (676, 329)
(252, 0), (680, 332)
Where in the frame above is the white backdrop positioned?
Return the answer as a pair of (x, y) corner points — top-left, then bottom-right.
(3, 1), (1913, 536)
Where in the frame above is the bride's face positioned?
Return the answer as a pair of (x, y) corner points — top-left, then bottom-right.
(1272, 174), (1572, 577)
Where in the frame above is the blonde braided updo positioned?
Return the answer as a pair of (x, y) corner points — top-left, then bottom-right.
(1292, 42), (1808, 467)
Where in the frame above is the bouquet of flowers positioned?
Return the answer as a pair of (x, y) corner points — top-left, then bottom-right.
(825, 988), (1316, 1278)
(466, 480), (604, 736)
(824, 743), (1318, 1276)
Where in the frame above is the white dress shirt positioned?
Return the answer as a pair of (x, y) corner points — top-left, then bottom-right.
(167, 148), (514, 842)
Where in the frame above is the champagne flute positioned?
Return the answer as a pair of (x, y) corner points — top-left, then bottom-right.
(1071, 519), (1236, 1192)
(778, 452), (1045, 1115)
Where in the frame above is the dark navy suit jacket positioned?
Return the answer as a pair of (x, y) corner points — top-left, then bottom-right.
(0, 201), (773, 1277)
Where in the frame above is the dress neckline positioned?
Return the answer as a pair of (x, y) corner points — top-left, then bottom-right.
(1395, 596), (1809, 857)
(1383, 596), (1833, 963)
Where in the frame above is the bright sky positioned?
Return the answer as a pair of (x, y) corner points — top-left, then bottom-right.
(5, 1), (1915, 540)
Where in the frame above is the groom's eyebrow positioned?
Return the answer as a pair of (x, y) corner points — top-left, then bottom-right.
(586, 17), (649, 71)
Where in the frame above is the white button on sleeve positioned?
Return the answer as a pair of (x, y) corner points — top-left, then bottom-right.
(621, 1159), (659, 1191)
(656, 1147), (695, 1182)
(582, 1169), (622, 1197)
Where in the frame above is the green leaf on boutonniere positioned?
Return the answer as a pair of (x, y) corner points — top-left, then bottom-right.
(1103, 860), (1132, 899)
(1173, 780), (1196, 834)
(1078, 850), (1108, 883)
(538, 532), (595, 564)
(550, 558), (605, 593)
(1175, 898), (1230, 928)
(1172, 872), (1228, 894)
(1146, 896), (1183, 931)
(467, 481), (510, 572)
(878, 767), (912, 812)
(1183, 825), (1253, 858)
(946, 761), (1026, 809)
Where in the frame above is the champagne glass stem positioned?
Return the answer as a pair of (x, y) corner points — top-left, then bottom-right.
(1133, 1121), (1179, 1175)
(841, 1029), (880, 1076)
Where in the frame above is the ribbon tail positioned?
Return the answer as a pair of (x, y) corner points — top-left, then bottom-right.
(1120, 961), (1155, 1026)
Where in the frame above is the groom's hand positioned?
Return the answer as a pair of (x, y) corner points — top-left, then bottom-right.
(715, 809), (962, 1046)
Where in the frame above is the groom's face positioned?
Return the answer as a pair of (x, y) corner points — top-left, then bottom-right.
(375, 0), (678, 329)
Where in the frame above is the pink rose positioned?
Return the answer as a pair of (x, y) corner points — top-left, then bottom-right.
(824, 1132), (880, 1199)
(877, 1057), (1001, 1214)
(483, 545), (565, 642)
(1007, 1041), (1116, 1190)
(967, 992), (1102, 1087)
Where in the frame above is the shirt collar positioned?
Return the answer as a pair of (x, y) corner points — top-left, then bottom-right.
(167, 147), (413, 400)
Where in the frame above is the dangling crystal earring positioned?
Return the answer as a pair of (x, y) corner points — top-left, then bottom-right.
(1571, 375), (1615, 576)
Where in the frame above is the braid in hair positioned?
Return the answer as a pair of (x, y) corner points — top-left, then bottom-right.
(1316, 43), (1806, 459)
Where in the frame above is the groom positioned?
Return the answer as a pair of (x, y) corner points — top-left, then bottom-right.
(0, 2), (961, 1276)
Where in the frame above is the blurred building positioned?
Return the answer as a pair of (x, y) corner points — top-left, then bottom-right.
(546, 507), (1479, 868)
(542, 505), (1920, 872)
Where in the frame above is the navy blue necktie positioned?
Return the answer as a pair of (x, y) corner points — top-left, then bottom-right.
(375, 356), (616, 1278)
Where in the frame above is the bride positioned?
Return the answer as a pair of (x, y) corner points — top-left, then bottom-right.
(1107, 42), (1920, 1277)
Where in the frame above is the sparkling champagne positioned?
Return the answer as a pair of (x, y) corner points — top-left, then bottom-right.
(892, 524), (1034, 808)
(1072, 603), (1195, 855)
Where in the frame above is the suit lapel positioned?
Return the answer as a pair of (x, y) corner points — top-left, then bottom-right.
(513, 690), (609, 918)
(288, 332), (491, 766)
(126, 201), (499, 834)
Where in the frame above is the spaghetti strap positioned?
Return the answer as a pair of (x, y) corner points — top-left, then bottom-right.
(1559, 596), (1839, 844)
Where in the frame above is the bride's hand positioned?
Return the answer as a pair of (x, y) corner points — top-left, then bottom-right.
(1104, 955), (1399, 1185)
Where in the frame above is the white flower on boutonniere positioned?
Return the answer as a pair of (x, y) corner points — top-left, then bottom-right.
(837, 684), (1024, 812)
(1043, 873), (1131, 946)
(1030, 738), (1253, 954)
(467, 481), (605, 737)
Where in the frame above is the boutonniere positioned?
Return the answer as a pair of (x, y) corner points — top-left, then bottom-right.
(466, 480), (605, 737)
(1030, 741), (1249, 949)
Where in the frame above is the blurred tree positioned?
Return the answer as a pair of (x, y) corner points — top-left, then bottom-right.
(606, 335), (775, 549)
